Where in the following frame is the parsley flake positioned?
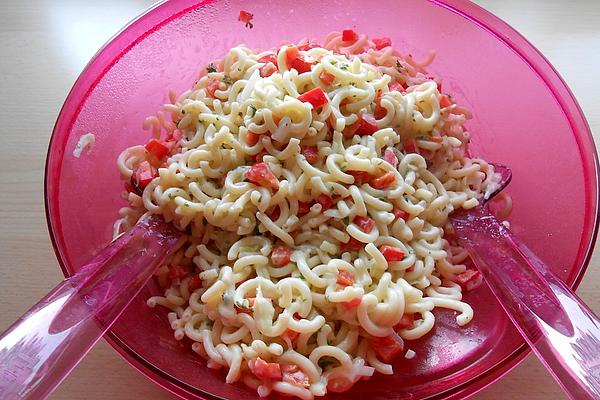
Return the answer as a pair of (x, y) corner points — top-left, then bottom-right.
(206, 63), (217, 73)
(249, 105), (257, 117)
(223, 75), (232, 85)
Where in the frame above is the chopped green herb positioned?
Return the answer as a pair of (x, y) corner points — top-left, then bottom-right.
(206, 319), (214, 328)
(331, 60), (338, 65)
(249, 105), (257, 117)
(343, 216), (350, 225)
(184, 203), (190, 207)
(206, 63), (217, 73)
(339, 63), (349, 70)
(223, 75), (232, 85)
(415, 135), (429, 140)
(181, 109), (186, 114)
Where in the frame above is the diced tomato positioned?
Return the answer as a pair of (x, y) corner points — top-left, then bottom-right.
(328, 377), (354, 393)
(440, 95), (452, 108)
(383, 148), (398, 167)
(316, 194), (334, 211)
(379, 245), (406, 262)
(145, 139), (170, 160)
(347, 170), (373, 185)
(128, 178), (141, 196)
(319, 71), (336, 85)
(456, 269), (482, 291)
(238, 10), (254, 28)
(285, 46), (313, 73)
(337, 271), (355, 286)
(146, 153), (162, 169)
(257, 53), (278, 66)
(374, 102), (387, 119)
(371, 335), (404, 363)
(393, 208), (410, 221)
(252, 149), (269, 163)
(389, 81), (405, 93)
(342, 29), (359, 44)
(394, 313), (415, 330)
(342, 119), (360, 138)
(403, 138), (419, 154)
(259, 62), (278, 77)
(285, 46), (300, 65)
(188, 275), (202, 291)
(165, 129), (183, 143)
(132, 160), (157, 191)
(267, 206), (281, 221)
(245, 162), (279, 190)
(282, 329), (300, 343)
(353, 215), (375, 233)
(301, 146), (319, 164)
(239, 10), (253, 23)
(356, 114), (379, 136)
(168, 265), (188, 280)
(252, 357), (282, 380)
(271, 245), (292, 267)
(340, 237), (364, 252)
(370, 171), (396, 189)
(341, 296), (362, 309)
(282, 364), (310, 387)
(298, 201), (312, 215)
(207, 80), (221, 97)
(247, 131), (261, 146)
(298, 87), (328, 108)
(372, 37), (392, 50)
(124, 181), (135, 193)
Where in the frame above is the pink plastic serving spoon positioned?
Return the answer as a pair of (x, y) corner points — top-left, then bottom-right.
(0, 215), (182, 399)
(450, 164), (600, 400)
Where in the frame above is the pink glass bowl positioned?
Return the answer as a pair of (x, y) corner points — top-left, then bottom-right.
(44, 0), (598, 399)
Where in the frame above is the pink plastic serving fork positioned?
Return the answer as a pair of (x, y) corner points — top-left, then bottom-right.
(0, 215), (182, 399)
(450, 164), (600, 399)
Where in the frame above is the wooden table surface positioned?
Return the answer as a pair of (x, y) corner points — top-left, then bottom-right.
(1, 1), (598, 399)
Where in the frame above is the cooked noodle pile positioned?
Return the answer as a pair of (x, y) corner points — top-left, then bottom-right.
(114, 30), (498, 399)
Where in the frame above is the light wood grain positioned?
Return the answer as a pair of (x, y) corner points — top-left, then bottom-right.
(0, 1), (598, 399)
